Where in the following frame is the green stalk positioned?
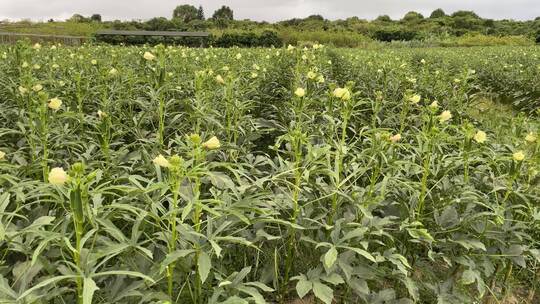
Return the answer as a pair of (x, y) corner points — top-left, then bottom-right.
(167, 178), (181, 300)
(330, 103), (350, 225)
(40, 94), (49, 182)
(189, 149), (203, 304)
(70, 184), (85, 304)
(399, 98), (411, 134)
(417, 134), (433, 219)
(158, 95), (166, 148)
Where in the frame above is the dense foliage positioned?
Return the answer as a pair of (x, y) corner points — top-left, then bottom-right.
(94, 31), (283, 48)
(3, 7), (540, 47)
(0, 42), (539, 303)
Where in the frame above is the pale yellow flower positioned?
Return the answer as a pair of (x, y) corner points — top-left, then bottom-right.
(21, 61), (29, 68)
(287, 45), (295, 51)
(438, 110), (452, 123)
(18, 86), (28, 95)
(429, 101), (439, 109)
(0, 150), (5, 160)
(153, 154), (171, 168)
(307, 71), (317, 80)
(473, 130), (487, 143)
(32, 84), (43, 92)
(33, 43), (41, 50)
(91, 59), (97, 65)
(202, 136), (221, 150)
(513, 151), (525, 162)
(333, 88), (351, 101)
(251, 72), (258, 79)
(294, 88), (306, 98)
(408, 94), (421, 104)
(215, 75), (225, 84)
(317, 75), (325, 83)
(109, 68), (118, 75)
(48, 97), (62, 110)
(525, 132), (537, 143)
(143, 52), (156, 61)
(48, 167), (68, 185)
(235, 53), (242, 60)
(389, 134), (402, 143)
(97, 110), (107, 119)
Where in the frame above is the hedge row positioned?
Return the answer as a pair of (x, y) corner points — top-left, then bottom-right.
(94, 30), (283, 47)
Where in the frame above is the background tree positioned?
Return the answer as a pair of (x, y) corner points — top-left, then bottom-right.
(90, 14), (102, 22)
(429, 8), (446, 19)
(212, 5), (234, 21)
(173, 4), (199, 23)
(375, 15), (392, 22)
(197, 5), (205, 20)
(69, 14), (87, 23)
(145, 17), (174, 31)
(402, 11), (424, 22)
(451, 10), (480, 19)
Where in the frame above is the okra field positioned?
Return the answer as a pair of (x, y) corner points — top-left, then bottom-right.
(0, 42), (539, 303)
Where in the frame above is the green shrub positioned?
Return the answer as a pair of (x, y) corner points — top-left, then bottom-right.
(372, 28), (418, 41)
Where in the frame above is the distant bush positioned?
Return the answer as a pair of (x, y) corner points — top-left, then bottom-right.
(213, 30), (282, 47)
(441, 34), (533, 47)
(95, 33), (212, 47)
(372, 29), (417, 41)
(279, 30), (371, 47)
(95, 30), (282, 48)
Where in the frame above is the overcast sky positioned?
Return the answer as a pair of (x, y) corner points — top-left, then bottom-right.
(1, 0), (539, 22)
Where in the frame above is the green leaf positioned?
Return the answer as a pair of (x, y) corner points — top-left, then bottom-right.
(245, 282), (274, 292)
(210, 240), (223, 258)
(221, 296), (249, 304)
(461, 269), (476, 285)
(342, 246), (376, 263)
(321, 273), (344, 285)
(452, 239), (486, 251)
(160, 249), (196, 273)
(17, 275), (78, 300)
(324, 246), (338, 268)
(296, 279), (312, 299)
(0, 222), (4, 242)
(437, 206), (459, 228)
(236, 286), (266, 304)
(0, 275), (17, 299)
(27, 216), (55, 230)
(32, 235), (60, 266)
(206, 171), (235, 189)
(91, 271), (155, 283)
(349, 278), (369, 295)
(312, 282), (333, 304)
(83, 277), (99, 304)
(198, 251), (212, 284)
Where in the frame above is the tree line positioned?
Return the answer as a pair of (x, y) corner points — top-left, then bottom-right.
(66, 5), (540, 45)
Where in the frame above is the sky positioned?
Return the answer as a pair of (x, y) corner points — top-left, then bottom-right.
(1, 0), (539, 22)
